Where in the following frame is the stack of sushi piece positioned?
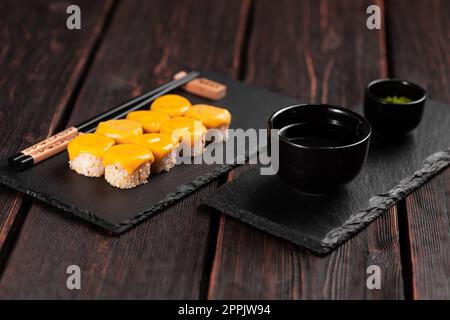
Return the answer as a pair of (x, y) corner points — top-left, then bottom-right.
(67, 94), (231, 189)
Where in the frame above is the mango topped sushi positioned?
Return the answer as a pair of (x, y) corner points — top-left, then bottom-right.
(150, 94), (191, 117)
(160, 117), (207, 157)
(95, 119), (143, 144)
(185, 104), (231, 142)
(126, 110), (170, 133)
(133, 133), (179, 173)
(103, 144), (154, 189)
(68, 133), (115, 177)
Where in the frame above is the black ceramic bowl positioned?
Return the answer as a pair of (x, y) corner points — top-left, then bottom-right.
(268, 104), (371, 194)
(364, 79), (427, 137)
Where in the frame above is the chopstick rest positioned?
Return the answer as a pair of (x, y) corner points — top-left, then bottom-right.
(174, 71), (227, 100)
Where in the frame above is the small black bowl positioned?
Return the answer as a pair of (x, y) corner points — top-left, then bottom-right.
(364, 79), (427, 137)
(268, 104), (371, 194)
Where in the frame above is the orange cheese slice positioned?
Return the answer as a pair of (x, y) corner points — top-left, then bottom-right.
(159, 117), (207, 147)
(150, 94), (191, 117)
(185, 104), (231, 128)
(102, 144), (154, 174)
(132, 133), (178, 164)
(126, 110), (170, 133)
(67, 133), (115, 160)
(95, 119), (143, 144)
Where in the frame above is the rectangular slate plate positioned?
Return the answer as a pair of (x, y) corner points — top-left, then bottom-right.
(204, 99), (450, 254)
(0, 72), (297, 233)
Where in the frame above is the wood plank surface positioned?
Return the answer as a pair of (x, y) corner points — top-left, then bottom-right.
(387, 0), (450, 299)
(208, 0), (405, 299)
(0, 0), (250, 299)
(0, 0), (113, 271)
(0, 0), (447, 300)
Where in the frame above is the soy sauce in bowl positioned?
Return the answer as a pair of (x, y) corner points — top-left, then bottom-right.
(268, 104), (372, 194)
(279, 122), (358, 148)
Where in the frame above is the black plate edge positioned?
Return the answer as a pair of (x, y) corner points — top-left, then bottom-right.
(0, 163), (238, 234)
(113, 163), (238, 233)
(204, 148), (450, 254)
(0, 173), (119, 232)
(323, 149), (450, 242)
(204, 197), (328, 254)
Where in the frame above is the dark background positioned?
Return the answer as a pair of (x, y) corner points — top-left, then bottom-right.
(0, 0), (448, 299)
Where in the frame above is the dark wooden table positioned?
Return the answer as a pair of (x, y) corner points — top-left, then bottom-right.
(0, 0), (448, 299)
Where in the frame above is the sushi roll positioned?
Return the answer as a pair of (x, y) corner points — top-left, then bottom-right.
(102, 144), (154, 189)
(185, 104), (231, 142)
(126, 110), (170, 133)
(150, 94), (191, 117)
(67, 133), (115, 177)
(95, 119), (143, 144)
(160, 117), (207, 157)
(133, 133), (180, 173)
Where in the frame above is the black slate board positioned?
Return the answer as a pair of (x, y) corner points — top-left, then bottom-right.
(0, 72), (297, 233)
(204, 99), (450, 254)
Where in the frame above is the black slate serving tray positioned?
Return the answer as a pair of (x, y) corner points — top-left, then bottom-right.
(0, 72), (297, 232)
(204, 99), (450, 254)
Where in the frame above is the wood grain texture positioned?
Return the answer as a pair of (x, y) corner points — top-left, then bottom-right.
(404, 171), (450, 299)
(387, 0), (450, 299)
(0, 0), (249, 299)
(387, 0), (450, 103)
(208, 0), (405, 299)
(0, 0), (113, 268)
(0, 181), (222, 299)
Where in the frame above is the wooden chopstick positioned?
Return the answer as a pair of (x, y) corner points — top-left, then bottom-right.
(8, 71), (202, 171)
(78, 71), (200, 133)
